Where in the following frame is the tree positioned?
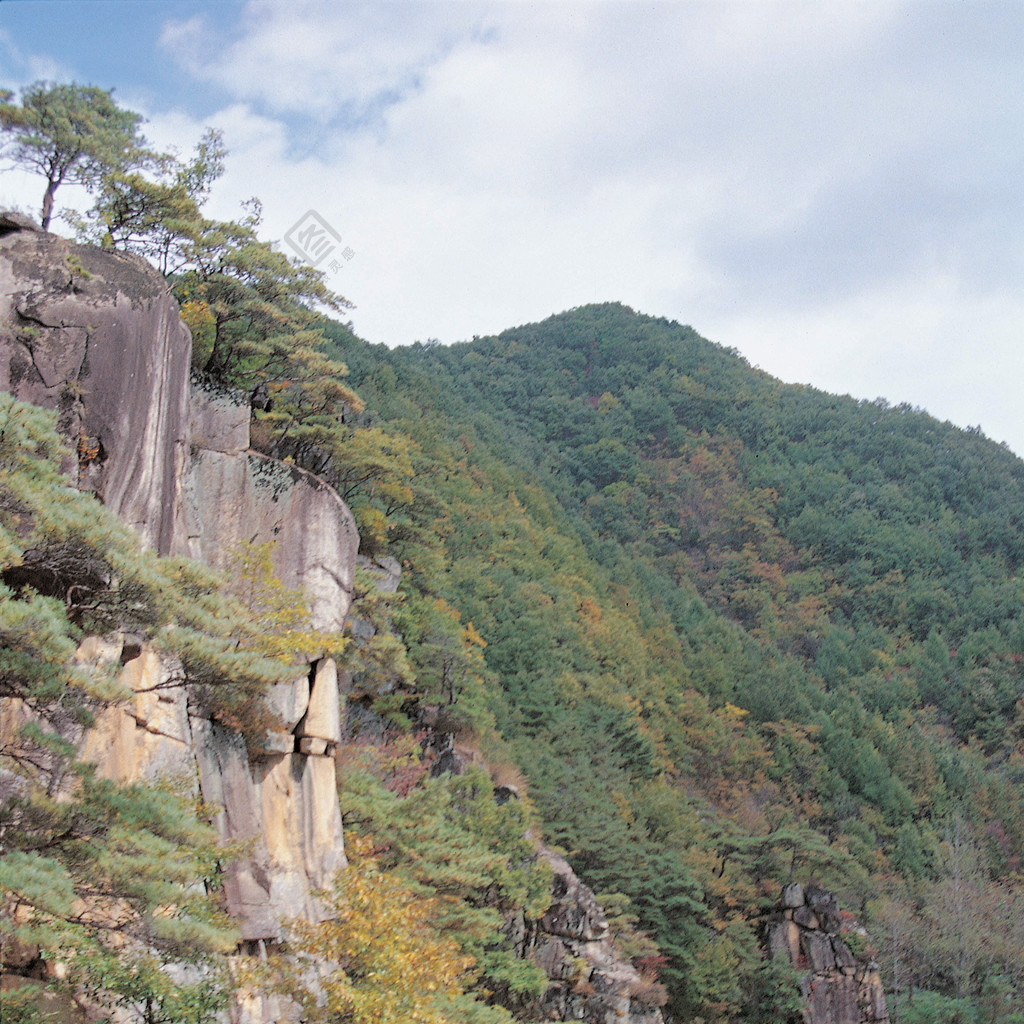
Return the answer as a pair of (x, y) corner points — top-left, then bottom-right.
(223, 538), (345, 662)
(76, 128), (226, 274)
(0, 82), (150, 230)
(286, 834), (482, 1024)
(337, 764), (551, 1012)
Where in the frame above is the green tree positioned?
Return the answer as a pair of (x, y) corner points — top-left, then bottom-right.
(0, 81), (150, 230)
(75, 128), (226, 273)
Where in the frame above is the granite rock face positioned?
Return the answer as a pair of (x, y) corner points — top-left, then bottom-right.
(186, 380), (358, 636)
(765, 884), (890, 1024)
(0, 217), (354, 946)
(0, 215), (192, 554)
(75, 640), (345, 940)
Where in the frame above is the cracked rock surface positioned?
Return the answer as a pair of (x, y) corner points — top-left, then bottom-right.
(765, 884), (890, 1024)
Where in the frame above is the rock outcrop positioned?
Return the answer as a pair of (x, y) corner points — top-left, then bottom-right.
(187, 381), (358, 634)
(0, 213), (192, 555)
(766, 883), (889, 1024)
(507, 850), (666, 1024)
(0, 215), (356, 946)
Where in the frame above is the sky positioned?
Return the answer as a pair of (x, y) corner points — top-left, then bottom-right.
(1, 0), (1022, 454)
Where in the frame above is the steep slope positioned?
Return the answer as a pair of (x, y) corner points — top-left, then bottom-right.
(324, 303), (1024, 1020)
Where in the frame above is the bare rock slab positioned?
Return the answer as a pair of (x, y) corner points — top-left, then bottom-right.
(0, 226), (192, 554)
(189, 450), (358, 634)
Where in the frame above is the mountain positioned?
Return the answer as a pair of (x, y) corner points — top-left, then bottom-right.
(2, 208), (1020, 1024)
(323, 302), (1024, 1021)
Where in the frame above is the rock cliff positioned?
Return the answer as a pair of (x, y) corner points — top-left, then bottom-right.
(766, 883), (890, 1024)
(0, 212), (192, 554)
(511, 850), (667, 1024)
(0, 214), (357, 947)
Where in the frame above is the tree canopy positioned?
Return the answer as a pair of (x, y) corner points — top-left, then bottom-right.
(0, 82), (150, 230)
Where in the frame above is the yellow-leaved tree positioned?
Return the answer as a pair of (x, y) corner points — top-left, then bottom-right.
(286, 835), (478, 1024)
(224, 539), (345, 662)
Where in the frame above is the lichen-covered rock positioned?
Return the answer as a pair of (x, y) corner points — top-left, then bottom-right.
(0, 218), (192, 554)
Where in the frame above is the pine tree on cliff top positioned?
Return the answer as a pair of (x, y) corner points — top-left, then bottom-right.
(0, 81), (151, 231)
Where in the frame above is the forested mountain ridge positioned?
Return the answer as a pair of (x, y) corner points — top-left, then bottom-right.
(324, 302), (1024, 1022)
(2, 76), (1021, 1021)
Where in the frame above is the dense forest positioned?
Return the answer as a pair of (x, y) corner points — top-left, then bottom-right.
(319, 303), (1024, 1022)
(3, 82), (1024, 1024)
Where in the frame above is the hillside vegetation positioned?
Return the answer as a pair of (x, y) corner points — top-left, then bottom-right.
(323, 303), (1024, 1022)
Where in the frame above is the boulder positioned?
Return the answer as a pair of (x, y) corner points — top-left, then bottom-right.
(794, 905), (820, 930)
(802, 930), (837, 972)
(806, 885), (843, 933)
(781, 881), (805, 908)
(266, 673), (312, 734)
(297, 658), (342, 743)
(766, 918), (801, 963)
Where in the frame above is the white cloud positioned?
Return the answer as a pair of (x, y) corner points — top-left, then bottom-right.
(11, 0), (1018, 453)
(159, 2), (492, 123)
